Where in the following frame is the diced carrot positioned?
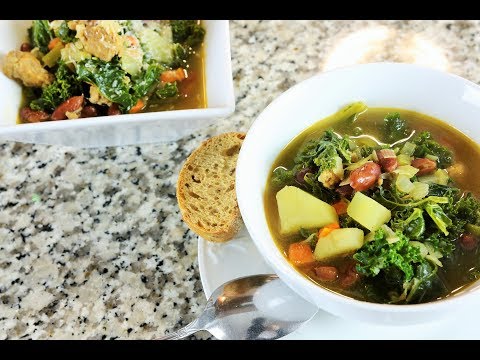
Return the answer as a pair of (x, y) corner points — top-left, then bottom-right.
(161, 68), (186, 83)
(48, 38), (62, 51)
(318, 222), (340, 238)
(129, 99), (145, 114)
(332, 200), (348, 215)
(288, 242), (315, 265)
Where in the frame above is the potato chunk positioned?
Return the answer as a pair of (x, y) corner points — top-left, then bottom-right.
(347, 192), (391, 231)
(276, 186), (338, 235)
(314, 228), (364, 261)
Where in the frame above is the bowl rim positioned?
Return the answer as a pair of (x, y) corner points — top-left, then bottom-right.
(236, 61), (480, 313)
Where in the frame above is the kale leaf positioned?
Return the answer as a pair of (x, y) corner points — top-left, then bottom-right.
(28, 20), (54, 53)
(170, 43), (188, 68)
(403, 208), (426, 239)
(384, 112), (410, 142)
(413, 131), (453, 168)
(77, 58), (136, 112)
(133, 63), (163, 98)
(354, 228), (424, 281)
(425, 203), (452, 236)
(170, 20), (205, 47)
(57, 21), (76, 43)
(303, 172), (338, 203)
(272, 167), (295, 188)
(156, 82), (179, 99)
(405, 261), (447, 303)
(454, 192), (480, 225)
(295, 130), (352, 169)
(424, 233), (455, 256)
(29, 62), (82, 112)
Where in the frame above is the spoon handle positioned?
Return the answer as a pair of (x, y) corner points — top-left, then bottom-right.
(156, 320), (203, 340)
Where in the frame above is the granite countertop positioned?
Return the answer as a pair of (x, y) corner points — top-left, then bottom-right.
(1, 20), (480, 339)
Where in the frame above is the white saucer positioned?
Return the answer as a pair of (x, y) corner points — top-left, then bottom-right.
(198, 226), (480, 339)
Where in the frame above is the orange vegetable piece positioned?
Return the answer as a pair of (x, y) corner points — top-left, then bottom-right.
(318, 222), (340, 238)
(161, 68), (186, 83)
(129, 99), (145, 114)
(332, 201), (348, 215)
(48, 37), (62, 51)
(288, 242), (315, 265)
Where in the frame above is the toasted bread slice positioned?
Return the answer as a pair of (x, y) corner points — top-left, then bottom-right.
(177, 132), (246, 242)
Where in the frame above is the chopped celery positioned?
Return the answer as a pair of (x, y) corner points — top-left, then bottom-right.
(393, 165), (419, 178)
(418, 169), (449, 185)
(397, 154), (412, 166)
(409, 182), (429, 200)
(42, 42), (64, 68)
(396, 174), (415, 193)
(400, 141), (416, 156)
(345, 155), (373, 171)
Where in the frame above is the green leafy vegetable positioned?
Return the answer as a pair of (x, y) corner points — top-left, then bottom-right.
(29, 62), (82, 112)
(299, 227), (316, 239)
(404, 208), (426, 239)
(413, 131), (453, 168)
(170, 20), (205, 47)
(295, 130), (352, 169)
(405, 261), (447, 303)
(424, 233), (455, 256)
(171, 43), (188, 68)
(57, 20), (76, 43)
(303, 172), (338, 203)
(454, 192), (480, 225)
(28, 20), (53, 53)
(354, 228), (424, 281)
(425, 203), (452, 236)
(133, 63), (163, 98)
(77, 58), (136, 112)
(384, 112), (410, 142)
(156, 82), (179, 99)
(272, 167), (295, 188)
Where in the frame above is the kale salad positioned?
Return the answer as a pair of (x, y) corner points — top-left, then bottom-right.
(2, 20), (205, 123)
(265, 102), (480, 304)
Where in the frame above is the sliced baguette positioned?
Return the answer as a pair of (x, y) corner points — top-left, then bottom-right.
(177, 132), (246, 242)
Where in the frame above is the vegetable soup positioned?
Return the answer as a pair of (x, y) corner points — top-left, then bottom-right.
(2, 20), (206, 123)
(264, 102), (480, 304)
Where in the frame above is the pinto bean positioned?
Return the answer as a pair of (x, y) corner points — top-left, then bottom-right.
(81, 105), (99, 118)
(314, 266), (338, 282)
(20, 43), (32, 52)
(411, 158), (437, 176)
(336, 184), (354, 198)
(349, 162), (381, 191)
(340, 263), (360, 288)
(459, 234), (478, 251)
(51, 95), (84, 121)
(20, 107), (50, 123)
(107, 103), (121, 116)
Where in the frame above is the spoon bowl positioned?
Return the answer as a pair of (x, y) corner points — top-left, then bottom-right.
(157, 274), (318, 340)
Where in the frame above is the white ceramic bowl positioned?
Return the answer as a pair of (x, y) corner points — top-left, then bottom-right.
(236, 62), (480, 325)
(0, 20), (234, 147)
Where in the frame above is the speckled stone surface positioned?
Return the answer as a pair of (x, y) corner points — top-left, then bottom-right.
(1, 20), (480, 339)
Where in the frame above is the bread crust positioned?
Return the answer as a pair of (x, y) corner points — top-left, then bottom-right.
(176, 132), (246, 242)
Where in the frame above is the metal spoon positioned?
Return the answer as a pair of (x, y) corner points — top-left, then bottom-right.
(157, 274), (318, 340)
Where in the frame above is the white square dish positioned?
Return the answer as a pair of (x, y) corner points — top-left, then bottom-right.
(0, 20), (235, 147)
